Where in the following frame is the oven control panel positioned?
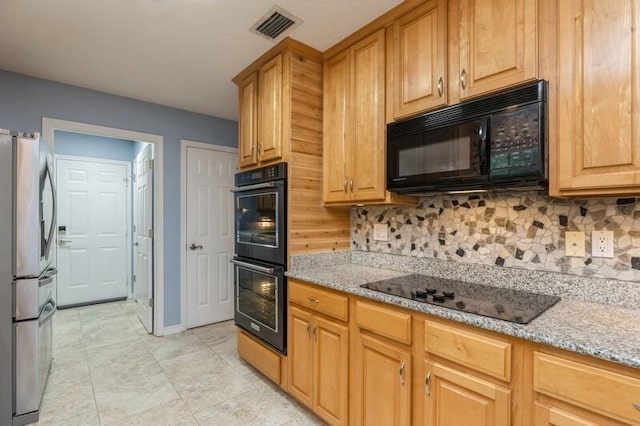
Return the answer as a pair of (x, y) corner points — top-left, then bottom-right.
(235, 162), (287, 187)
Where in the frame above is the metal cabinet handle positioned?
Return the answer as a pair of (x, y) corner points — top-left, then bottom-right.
(308, 297), (320, 305)
(634, 402), (640, 410)
(349, 180), (353, 192)
(399, 362), (406, 385)
(312, 325), (317, 341)
(307, 323), (311, 338)
(460, 69), (467, 90)
(189, 243), (203, 250)
(437, 77), (443, 97)
(425, 372), (431, 396)
(343, 179), (348, 193)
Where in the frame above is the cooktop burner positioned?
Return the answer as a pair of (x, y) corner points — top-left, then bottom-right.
(360, 274), (560, 324)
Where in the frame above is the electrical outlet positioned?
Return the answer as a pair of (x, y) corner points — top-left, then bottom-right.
(565, 231), (585, 257)
(592, 230), (614, 258)
(373, 223), (389, 242)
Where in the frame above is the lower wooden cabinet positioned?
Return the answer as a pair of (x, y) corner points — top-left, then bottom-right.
(352, 332), (412, 426)
(533, 402), (617, 426)
(288, 305), (349, 425)
(423, 360), (511, 426)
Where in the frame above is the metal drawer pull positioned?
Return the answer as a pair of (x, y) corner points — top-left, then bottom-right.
(425, 372), (431, 396)
(308, 297), (320, 305)
(460, 69), (467, 89)
(437, 77), (443, 97)
(634, 402), (640, 410)
(399, 362), (405, 385)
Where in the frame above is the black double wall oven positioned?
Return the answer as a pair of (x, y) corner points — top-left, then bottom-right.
(232, 163), (287, 354)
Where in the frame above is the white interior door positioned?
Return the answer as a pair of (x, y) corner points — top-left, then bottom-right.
(133, 144), (154, 333)
(56, 157), (129, 307)
(186, 146), (236, 329)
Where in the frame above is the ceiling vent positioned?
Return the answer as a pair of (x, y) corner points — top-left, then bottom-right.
(251, 6), (302, 42)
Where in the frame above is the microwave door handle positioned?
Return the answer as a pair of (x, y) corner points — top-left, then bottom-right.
(479, 120), (489, 175)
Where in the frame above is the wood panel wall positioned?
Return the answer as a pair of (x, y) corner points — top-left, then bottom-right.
(287, 53), (351, 256)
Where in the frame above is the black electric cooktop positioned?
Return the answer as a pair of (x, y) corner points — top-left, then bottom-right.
(360, 274), (560, 324)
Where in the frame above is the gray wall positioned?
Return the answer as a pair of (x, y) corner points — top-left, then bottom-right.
(0, 70), (238, 327)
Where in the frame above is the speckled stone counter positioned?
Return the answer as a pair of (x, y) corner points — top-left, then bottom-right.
(287, 252), (640, 369)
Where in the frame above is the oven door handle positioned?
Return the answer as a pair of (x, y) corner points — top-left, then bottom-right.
(231, 181), (282, 192)
(230, 259), (275, 275)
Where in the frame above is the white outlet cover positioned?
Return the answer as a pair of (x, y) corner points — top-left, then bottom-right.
(565, 231), (585, 257)
(373, 223), (389, 242)
(591, 230), (614, 258)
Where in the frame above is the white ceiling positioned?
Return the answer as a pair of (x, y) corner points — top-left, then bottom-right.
(0, 0), (402, 121)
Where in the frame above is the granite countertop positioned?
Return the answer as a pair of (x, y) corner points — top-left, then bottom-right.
(286, 263), (640, 369)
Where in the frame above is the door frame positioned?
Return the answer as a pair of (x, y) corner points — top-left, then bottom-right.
(54, 154), (132, 302)
(180, 139), (238, 331)
(43, 118), (166, 336)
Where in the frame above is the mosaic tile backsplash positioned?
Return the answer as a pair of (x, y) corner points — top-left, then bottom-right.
(351, 193), (640, 282)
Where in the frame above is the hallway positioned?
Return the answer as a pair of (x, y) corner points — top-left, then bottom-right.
(35, 301), (322, 425)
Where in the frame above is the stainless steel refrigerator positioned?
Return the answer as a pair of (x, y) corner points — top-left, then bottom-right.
(0, 129), (57, 425)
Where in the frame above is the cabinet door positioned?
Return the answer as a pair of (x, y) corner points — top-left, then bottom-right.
(313, 316), (349, 425)
(258, 54), (283, 163)
(288, 306), (313, 407)
(392, 0), (447, 119)
(238, 73), (258, 168)
(424, 361), (510, 426)
(354, 333), (411, 426)
(533, 402), (611, 426)
(323, 50), (351, 203)
(457, 0), (537, 99)
(350, 29), (387, 202)
(554, 1), (640, 195)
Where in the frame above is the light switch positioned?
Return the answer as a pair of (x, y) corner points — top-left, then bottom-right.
(565, 231), (585, 257)
(373, 223), (389, 242)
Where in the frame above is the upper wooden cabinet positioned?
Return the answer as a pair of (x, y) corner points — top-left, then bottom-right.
(550, 0), (640, 196)
(452, 0), (538, 102)
(323, 30), (417, 205)
(233, 39), (323, 170)
(390, 0), (447, 120)
(238, 73), (258, 168)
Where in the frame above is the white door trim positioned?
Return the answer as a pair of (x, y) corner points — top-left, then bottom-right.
(54, 154), (132, 299)
(180, 139), (238, 332)
(43, 117), (166, 336)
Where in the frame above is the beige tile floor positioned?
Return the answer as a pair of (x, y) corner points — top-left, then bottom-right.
(33, 300), (324, 425)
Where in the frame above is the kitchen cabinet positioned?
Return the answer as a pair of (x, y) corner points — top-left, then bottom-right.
(236, 54), (283, 168)
(550, 0), (640, 196)
(532, 350), (640, 425)
(353, 333), (412, 426)
(323, 30), (416, 206)
(351, 300), (412, 425)
(419, 319), (513, 426)
(389, 0), (447, 120)
(238, 73), (258, 168)
(424, 360), (511, 426)
(288, 281), (349, 425)
(451, 0), (538, 102)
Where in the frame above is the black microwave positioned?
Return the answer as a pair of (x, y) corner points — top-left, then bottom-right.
(387, 80), (547, 195)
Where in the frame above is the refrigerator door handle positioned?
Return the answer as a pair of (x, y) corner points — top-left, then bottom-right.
(41, 158), (57, 262)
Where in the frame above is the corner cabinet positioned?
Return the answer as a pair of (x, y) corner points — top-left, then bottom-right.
(550, 0), (640, 196)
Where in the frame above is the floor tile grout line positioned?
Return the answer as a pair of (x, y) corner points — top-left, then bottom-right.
(76, 305), (103, 426)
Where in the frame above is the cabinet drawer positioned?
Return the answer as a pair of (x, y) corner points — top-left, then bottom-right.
(355, 300), (412, 345)
(534, 352), (640, 425)
(237, 330), (281, 384)
(289, 281), (348, 321)
(425, 320), (511, 382)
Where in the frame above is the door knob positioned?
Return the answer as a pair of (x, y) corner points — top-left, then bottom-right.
(189, 243), (203, 251)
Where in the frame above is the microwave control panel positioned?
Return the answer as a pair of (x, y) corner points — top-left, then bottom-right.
(489, 103), (542, 178)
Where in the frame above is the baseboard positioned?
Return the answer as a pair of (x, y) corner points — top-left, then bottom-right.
(162, 323), (186, 336)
